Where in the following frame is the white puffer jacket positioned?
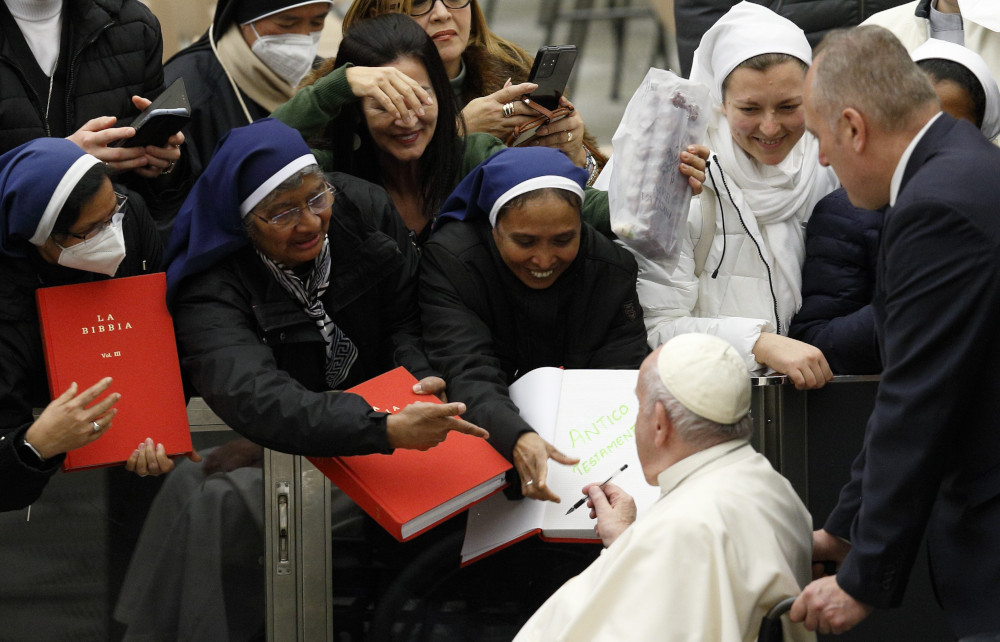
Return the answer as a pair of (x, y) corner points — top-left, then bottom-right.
(625, 141), (838, 371)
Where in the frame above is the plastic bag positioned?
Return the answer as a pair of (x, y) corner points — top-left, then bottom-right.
(609, 68), (710, 261)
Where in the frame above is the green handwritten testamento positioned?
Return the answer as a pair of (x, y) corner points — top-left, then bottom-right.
(461, 368), (661, 565)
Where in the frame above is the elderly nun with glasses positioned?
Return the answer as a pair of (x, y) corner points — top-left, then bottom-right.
(0, 138), (179, 512)
(164, 117), (486, 457)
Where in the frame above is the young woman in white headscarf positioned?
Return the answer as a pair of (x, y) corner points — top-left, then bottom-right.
(624, 1), (839, 389)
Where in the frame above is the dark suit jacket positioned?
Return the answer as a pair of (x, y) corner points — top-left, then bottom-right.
(824, 114), (1000, 637)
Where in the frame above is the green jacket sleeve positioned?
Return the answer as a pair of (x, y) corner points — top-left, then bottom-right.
(271, 64), (356, 172)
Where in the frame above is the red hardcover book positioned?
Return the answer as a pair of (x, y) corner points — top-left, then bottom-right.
(307, 367), (511, 542)
(35, 273), (193, 471)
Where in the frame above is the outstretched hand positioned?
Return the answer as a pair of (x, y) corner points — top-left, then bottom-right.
(584, 481), (636, 547)
(386, 401), (488, 451)
(512, 431), (579, 503)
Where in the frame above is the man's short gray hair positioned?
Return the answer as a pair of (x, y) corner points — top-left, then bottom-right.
(638, 363), (752, 450)
(811, 26), (939, 133)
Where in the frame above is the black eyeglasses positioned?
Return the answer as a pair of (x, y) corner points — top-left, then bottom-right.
(254, 183), (335, 228)
(409, 0), (472, 17)
(63, 192), (127, 241)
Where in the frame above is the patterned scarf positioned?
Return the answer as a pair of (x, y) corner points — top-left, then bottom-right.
(256, 238), (358, 388)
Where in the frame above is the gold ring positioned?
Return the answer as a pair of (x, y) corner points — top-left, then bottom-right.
(502, 102), (515, 118)
(567, 131), (573, 143)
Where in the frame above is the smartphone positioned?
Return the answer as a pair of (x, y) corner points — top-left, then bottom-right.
(111, 78), (191, 148)
(526, 45), (578, 111)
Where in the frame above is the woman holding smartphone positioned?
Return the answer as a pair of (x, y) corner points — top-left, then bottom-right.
(341, 0), (591, 168)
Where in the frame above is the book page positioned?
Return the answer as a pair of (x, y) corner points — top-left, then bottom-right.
(540, 370), (662, 539)
(460, 367), (564, 562)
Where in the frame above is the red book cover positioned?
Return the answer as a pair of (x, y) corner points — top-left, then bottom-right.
(307, 367), (511, 542)
(35, 273), (193, 471)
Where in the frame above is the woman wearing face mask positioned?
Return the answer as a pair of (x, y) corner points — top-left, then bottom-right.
(789, 39), (1000, 375)
(0, 138), (187, 512)
(420, 147), (649, 502)
(340, 0), (594, 170)
(617, 2), (839, 390)
(163, 0), (332, 180)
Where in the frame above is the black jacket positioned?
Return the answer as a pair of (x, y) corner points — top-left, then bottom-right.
(0, 0), (163, 150)
(163, 43), (267, 182)
(789, 188), (884, 374)
(171, 173), (433, 457)
(419, 219), (649, 465)
(824, 116), (1000, 636)
(673, 0), (909, 77)
(0, 193), (162, 512)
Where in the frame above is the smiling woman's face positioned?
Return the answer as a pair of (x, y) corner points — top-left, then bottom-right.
(362, 56), (439, 165)
(721, 60), (807, 166)
(492, 190), (581, 290)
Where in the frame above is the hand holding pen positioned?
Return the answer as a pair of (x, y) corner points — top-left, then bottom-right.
(566, 464), (628, 515)
(577, 465), (637, 547)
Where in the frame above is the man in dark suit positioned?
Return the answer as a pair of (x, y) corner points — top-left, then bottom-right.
(790, 26), (1000, 639)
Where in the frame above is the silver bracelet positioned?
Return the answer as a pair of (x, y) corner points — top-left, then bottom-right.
(21, 437), (45, 463)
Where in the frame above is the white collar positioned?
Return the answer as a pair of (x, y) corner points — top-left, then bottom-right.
(890, 112), (942, 207)
(656, 439), (750, 496)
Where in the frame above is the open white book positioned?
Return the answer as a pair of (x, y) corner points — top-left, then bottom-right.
(461, 367), (663, 565)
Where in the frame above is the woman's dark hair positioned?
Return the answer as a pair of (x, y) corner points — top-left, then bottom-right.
(306, 13), (463, 222)
(721, 53), (808, 100)
(51, 163), (110, 236)
(917, 58), (987, 129)
(494, 188), (582, 225)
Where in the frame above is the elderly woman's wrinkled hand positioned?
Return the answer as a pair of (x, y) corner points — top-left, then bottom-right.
(386, 401), (488, 450)
(512, 431), (579, 503)
(346, 65), (434, 124)
(25, 378), (120, 461)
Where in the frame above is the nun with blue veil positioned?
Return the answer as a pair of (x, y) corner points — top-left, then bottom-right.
(115, 118), (487, 639)
(0, 138), (177, 512)
(420, 146), (649, 505)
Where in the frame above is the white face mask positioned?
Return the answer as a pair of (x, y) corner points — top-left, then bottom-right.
(56, 211), (127, 277)
(250, 23), (321, 87)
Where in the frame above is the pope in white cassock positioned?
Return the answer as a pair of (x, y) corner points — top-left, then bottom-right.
(514, 333), (815, 642)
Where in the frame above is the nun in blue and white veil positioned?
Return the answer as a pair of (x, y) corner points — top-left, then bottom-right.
(0, 138), (171, 512)
(421, 146), (649, 503)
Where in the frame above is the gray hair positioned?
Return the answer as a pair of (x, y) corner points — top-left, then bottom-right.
(638, 363), (752, 450)
(811, 26), (939, 133)
(244, 164), (325, 227)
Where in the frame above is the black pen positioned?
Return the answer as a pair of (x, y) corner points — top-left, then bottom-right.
(566, 464), (628, 515)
